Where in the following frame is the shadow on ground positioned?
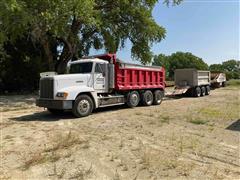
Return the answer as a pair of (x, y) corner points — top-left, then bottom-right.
(10, 104), (128, 122)
(226, 119), (240, 131)
(10, 111), (74, 122)
(10, 96), (194, 122)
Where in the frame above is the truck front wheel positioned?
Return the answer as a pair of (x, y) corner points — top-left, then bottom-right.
(73, 95), (93, 118)
(142, 90), (153, 106)
(153, 90), (164, 105)
(126, 91), (140, 108)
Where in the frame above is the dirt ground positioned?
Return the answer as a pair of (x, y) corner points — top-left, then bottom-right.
(1, 86), (240, 180)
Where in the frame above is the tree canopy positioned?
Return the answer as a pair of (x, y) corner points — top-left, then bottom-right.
(0, 0), (182, 73)
(153, 52), (209, 79)
(209, 60), (240, 79)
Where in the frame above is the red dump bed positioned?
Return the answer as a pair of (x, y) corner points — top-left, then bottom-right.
(115, 61), (165, 90)
(88, 53), (165, 91)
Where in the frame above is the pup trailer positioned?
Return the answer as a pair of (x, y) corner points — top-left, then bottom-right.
(211, 72), (226, 88)
(172, 69), (211, 97)
(36, 54), (165, 117)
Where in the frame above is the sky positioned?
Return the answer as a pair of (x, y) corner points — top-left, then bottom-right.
(93, 0), (240, 65)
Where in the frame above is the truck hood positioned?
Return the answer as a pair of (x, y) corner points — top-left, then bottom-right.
(53, 74), (92, 90)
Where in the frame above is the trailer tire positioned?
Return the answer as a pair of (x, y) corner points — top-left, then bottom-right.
(72, 95), (93, 118)
(201, 86), (206, 96)
(205, 86), (210, 95)
(222, 82), (226, 87)
(153, 90), (164, 105)
(48, 108), (64, 114)
(126, 91), (140, 108)
(194, 87), (201, 97)
(142, 90), (154, 106)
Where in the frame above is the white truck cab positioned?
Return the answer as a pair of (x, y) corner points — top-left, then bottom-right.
(36, 58), (116, 117)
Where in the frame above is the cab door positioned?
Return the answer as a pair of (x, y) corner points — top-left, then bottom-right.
(94, 63), (108, 92)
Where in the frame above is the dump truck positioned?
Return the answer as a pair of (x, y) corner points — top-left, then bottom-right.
(36, 54), (165, 117)
(172, 69), (211, 97)
(211, 72), (226, 88)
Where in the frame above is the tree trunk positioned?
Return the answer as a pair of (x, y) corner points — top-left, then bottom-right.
(41, 38), (54, 71)
(55, 17), (81, 74)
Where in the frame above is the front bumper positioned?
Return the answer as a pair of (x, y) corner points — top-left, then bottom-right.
(36, 99), (73, 110)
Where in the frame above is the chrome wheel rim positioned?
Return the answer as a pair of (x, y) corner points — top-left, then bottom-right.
(131, 93), (139, 105)
(156, 94), (161, 103)
(146, 94), (152, 104)
(78, 99), (90, 114)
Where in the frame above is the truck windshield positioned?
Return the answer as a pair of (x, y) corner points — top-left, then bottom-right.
(69, 62), (93, 74)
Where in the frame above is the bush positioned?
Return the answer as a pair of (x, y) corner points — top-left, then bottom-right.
(227, 79), (240, 86)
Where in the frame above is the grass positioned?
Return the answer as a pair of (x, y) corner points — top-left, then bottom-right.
(198, 108), (222, 118)
(22, 131), (89, 170)
(135, 112), (143, 116)
(189, 119), (208, 125)
(44, 131), (89, 152)
(22, 151), (61, 170)
(227, 79), (240, 86)
(160, 116), (170, 124)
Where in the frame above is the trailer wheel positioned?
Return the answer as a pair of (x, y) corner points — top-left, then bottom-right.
(205, 86), (210, 95)
(142, 90), (154, 106)
(222, 82), (226, 87)
(194, 87), (201, 97)
(127, 91), (140, 108)
(73, 95), (93, 117)
(201, 86), (206, 96)
(153, 90), (164, 105)
(48, 108), (64, 114)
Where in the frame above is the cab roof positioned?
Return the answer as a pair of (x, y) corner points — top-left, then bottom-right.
(69, 58), (108, 65)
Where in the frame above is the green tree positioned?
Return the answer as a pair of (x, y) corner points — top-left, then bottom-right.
(168, 52), (208, 78)
(222, 60), (240, 79)
(0, 36), (44, 92)
(0, 0), (182, 74)
(222, 60), (240, 72)
(209, 64), (224, 72)
(153, 54), (170, 77)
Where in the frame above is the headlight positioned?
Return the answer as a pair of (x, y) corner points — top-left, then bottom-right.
(56, 92), (68, 98)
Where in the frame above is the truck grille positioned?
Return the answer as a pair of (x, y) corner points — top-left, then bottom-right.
(40, 78), (54, 99)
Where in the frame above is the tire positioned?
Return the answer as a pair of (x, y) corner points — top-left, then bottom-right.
(72, 95), (93, 118)
(47, 108), (64, 114)
(222, 82), (226, 87)
(201, 86), (206, 96)
(142, 90), (154, 106)
(153, 90), (164, 105)
(126, 91), (140, 108)
(194, 87), (201, 97)
(205, 86), (210, 95)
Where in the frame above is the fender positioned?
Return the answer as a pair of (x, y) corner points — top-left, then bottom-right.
(58, 86), (98, 108)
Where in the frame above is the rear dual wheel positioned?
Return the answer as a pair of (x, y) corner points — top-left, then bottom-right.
(193, 86), (210, 97)
(126, 91), (140, 108)
(142, 90), (164, 106)
(153, 90), (164, 105)
(201, 86), (206, 96)
(205, 86), (210, 95)
(142, 90), (154, 106)
(126, 90), (164, 108)
(194, 87), (201, 97)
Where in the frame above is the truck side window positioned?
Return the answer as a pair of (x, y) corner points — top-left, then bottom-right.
(95, 63), (105, 74)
